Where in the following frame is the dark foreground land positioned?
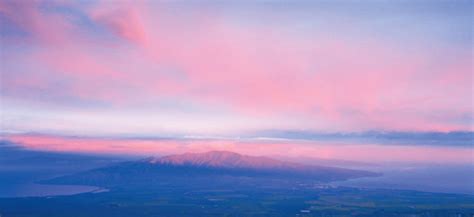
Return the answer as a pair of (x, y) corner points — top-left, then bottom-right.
(0, 179), (473, 217)
(1, 151), (473, 217)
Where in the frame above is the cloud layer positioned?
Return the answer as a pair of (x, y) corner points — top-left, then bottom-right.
(1, 1), (472, 136)
(4, 134), (472, 164)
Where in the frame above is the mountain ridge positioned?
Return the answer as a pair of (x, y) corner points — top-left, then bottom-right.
(42, 151), (381, 187)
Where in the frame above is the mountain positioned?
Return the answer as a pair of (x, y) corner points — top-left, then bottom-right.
(43, 151), (380, 187)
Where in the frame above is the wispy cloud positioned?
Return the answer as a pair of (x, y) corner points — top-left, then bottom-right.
(1, 1), (472, 135)
(3, 133), (472, 164)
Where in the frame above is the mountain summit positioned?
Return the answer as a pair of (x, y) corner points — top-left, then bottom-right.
(146, 151), (296, 169)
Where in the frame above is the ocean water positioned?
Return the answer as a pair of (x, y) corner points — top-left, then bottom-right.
(0, 183), (102, 198)
(336, 164), (474, 195)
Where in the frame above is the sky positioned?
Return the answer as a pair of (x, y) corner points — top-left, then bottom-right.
(0, 0), (472, 163)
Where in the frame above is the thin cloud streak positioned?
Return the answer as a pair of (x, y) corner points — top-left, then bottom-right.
(4, 134), (473, 164)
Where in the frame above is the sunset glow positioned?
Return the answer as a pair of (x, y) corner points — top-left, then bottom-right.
(0, 0), (472, 162)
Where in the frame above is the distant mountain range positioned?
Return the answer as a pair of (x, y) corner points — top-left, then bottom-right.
(43, 151), (380, 187)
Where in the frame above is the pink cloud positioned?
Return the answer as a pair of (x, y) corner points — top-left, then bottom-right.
(0, 0), (76, 44)
(89, 1), (149, 45)
(6, 134), (473, 164)
(1, 1), (472, 133)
